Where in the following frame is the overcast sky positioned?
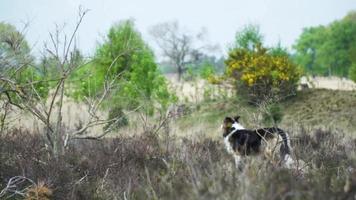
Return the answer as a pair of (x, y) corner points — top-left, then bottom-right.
(1, 0), (356, 58)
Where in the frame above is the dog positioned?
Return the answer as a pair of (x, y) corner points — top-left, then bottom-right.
(222, 116), (293, 169)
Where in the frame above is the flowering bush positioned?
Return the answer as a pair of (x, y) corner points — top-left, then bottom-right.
(225, 44), (302, 103)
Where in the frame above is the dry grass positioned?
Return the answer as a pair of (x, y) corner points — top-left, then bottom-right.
(174, 89), (356, 137)
(2, 80), (356, 199)
(281, 89), (356, 134)
(0, 126), (355, 200)
(300, 76), (356, 91)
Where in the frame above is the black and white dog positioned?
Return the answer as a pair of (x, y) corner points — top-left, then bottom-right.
(222, 116), (293, 169)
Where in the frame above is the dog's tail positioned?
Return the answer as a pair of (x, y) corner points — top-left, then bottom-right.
(255, 127), (294, 167)
(277, 128), (291, 155)
(258, 127), (292, 158)
(273, 128), (293, 166)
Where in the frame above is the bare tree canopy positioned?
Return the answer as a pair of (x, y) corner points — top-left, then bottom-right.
(0, 8), (125, 157)
(149, 21), (217, 81)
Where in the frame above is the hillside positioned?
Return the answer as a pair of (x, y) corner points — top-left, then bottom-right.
(171, 89), (356, 138)
(2, 88), (356, 199)
(282, 89), (356, 133)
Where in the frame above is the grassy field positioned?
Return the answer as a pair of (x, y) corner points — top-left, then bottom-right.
(172, 89), (356, 138)
(282, 89), (356, 133)
(1, 88), (356, 199)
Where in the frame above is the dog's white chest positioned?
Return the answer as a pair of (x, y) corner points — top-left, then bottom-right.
(223, 123), (244, 155)
(224, 135), (234, 155)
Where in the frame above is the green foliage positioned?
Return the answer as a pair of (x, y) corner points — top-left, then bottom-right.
(199, 62), (215, 79)
(293, 11), (356, 77)
(269, 42), (290, 57)
(0, 22), (31, 72)
(0, 22), (50, 101)
(262, 103), (283, 125)
(182, 65), (195, 81)
(0, 22), (32, 74)
(349, 63), (356, 82)
(70, 20), (174, 114)
(233, 24), (263, 51)
(17, 67), (51, 99)
(103, 106), (129, 131)
(293, 26), (326, 75)
(0, 66), (51, 105)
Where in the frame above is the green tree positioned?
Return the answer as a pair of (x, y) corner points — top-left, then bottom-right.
(0, 22), (32, 72)
(199, 61), (215, 79)
(0, 22), (49, 102)
(293, 26), (327, 75)
(293, 11), (356, 77)
(270, 42), (290, 57)
(318, 16), (356, 76)
(349, 38), (356, 82)
(232, 24), (263, 51)
(71, 20), (173, 115)
(349, 63), (356, 82)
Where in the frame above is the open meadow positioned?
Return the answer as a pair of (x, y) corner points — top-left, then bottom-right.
(1, 1), (356, 199)
(1, 78), (356, 199)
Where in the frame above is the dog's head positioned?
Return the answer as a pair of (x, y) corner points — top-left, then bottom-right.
(221, 116), (243, 137)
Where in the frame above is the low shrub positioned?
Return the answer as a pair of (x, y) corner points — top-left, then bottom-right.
(0, 127), (355, 199)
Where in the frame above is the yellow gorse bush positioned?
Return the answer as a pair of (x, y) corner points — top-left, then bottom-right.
(225, 44), (302, 102)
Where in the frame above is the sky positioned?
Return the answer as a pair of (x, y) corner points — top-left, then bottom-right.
(1, 0), (356, 59)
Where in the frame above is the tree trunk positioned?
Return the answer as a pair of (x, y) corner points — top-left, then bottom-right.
(53, 79), (65, 158)
(177, 65), (183, 81)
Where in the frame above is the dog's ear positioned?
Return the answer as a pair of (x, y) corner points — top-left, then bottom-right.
(234, 116), (240, 122)
(224, 116), (234, 123)
(224, 117), (234, 127)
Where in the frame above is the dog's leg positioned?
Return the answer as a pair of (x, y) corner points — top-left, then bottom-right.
(234, 155), (244, 171)
(283, 154), (294, 168)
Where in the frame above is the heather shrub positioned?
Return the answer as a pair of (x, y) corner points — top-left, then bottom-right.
(0, 127), (355, 199)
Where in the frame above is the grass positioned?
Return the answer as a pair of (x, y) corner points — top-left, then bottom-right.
(1, 88), (356, 199)
(282, 89), (356, 134)
(173, 89), (356, 137)
(0, 127), (355, 199)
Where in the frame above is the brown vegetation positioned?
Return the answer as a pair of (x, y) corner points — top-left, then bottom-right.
(1, 125), (355, 199)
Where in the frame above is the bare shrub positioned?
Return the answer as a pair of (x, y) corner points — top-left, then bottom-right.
(1, 127), (355, 199)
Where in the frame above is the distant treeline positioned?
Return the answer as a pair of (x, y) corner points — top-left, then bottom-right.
(293, 10), (356, 79)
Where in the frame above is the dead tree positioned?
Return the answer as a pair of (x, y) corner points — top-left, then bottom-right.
(0, 8), (139, 158)
(149, 21), (216, 81)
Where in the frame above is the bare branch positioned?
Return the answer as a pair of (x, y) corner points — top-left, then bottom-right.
(70, 105), (142, 140)
(149, 21), (215, 81)
(0, 176), (36, 199)
(63, 8), (89, 69)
